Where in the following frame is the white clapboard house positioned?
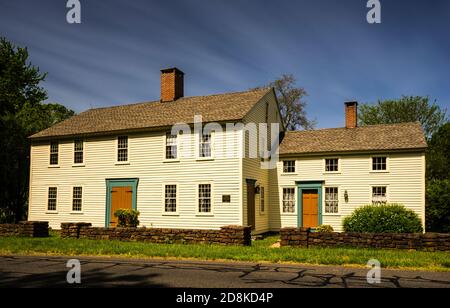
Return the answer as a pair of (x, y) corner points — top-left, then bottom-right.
(28, 68), (427, 233)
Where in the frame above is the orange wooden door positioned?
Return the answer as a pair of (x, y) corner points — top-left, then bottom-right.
(110, 186), (133, 227)
(302, 189), (319, 228)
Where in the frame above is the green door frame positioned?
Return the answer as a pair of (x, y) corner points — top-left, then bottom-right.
(105, 178), (139, 227)
(296, 181), (324, 228)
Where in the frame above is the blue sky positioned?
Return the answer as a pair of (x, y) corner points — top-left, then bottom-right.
(1, 0), (449, 128)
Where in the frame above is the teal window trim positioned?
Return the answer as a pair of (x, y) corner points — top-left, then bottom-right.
(296, 181), (323, 228)
(105, 178), (139, 227)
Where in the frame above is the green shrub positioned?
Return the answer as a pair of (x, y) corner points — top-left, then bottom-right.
(114, 209), (140, 227)
(315, 225), (334, 233)
(343, 204), (423, 233)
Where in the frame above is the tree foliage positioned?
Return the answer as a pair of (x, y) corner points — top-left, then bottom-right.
(255, 74), (315, 131)
(426, 122), (450, 181)
(0, 37), (75, 222)
(426, 179), (450, 233)
(358, 96), (447, 138)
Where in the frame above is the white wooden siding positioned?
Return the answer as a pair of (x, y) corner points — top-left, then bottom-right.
(242, 90), (282, 234)
(270, 152), (426, 232)
(28, 128), (243, 230)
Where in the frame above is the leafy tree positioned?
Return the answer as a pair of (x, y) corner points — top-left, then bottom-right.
(425, 123), (450, 232)
(0, 37), (47, 115)
(0, 37), (75, 222)
(358, 96), (447, 138)
(426, 179), (450, 233)
(255, 74), (315, 131)
(426, 122), (450, 181)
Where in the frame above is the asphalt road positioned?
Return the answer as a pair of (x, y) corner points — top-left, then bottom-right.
(0, 255), (449, 288)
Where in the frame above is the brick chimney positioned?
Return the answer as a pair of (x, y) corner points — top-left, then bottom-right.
(160, 67), (184, 102)
(345, 101), (358, 128)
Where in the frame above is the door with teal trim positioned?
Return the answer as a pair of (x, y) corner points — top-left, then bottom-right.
(105, 179), (138, 227)
(297, 182), (323, 228)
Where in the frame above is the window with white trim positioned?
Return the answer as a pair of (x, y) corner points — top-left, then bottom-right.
(325, 158), (339, 172)
(260, 187), (265, 213)
(372, 186), (387, 205)
(199, 132), (212, 158)
(282, 188), (295, 213)
(165, 133), (177, 159)
(49, 141), (59, 165)
(117, 136), (128, 162)
(283, 160), (295, 173)
(72, 187), (83, 211)
(325, 187), (339, 213)
(47, 187), (57, 211)
(372, 156), (387, 171)
(198, 184), (211, 213)
(74, 139), (84, 164)
(164, 185), (177, 212)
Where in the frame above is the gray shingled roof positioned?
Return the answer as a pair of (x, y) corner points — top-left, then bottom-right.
(30, 88), (272, 140)
(279, 122), (427, 155)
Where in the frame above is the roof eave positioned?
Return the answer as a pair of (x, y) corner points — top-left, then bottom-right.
(279, 147), (428, 157)
(28, 118), (247, 142)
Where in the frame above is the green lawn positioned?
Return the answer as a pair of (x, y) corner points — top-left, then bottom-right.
(0, 233), (449, 271)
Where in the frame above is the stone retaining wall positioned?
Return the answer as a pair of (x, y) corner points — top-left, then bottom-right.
(280, 228), (450, 251)
(61, 223), (252, 246)
(0, 221), (49, 237)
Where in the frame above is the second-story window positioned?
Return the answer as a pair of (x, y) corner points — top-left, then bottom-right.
(325, 158), (339, 172)
(372, 156), (387, 171)
(117, 136), (128, 162)
(283, 160), (296, 173)
(199, 132), (212, 158)
(165, 133), (177, 159)
(49, 141), (59, 165)
(74, 139), (84, 164)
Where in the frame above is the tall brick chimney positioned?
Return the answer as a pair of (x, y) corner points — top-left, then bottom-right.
(160, 67), (184, 102)
(345, 101), (358, 128)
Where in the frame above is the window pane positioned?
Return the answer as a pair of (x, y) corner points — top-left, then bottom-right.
(117, 136), (128, 161)
(74, 140), (84, 164)
(282, 188), (295, 213)
(165, 133), (177, 159)
(74, 140), (83, 151)
(325, 159), (338, 172)
(47, 187), (57, 211)
(50, 142), (58, 165)
(72, 187), (83, 211)
(372, 186), (387, 205)
(325, 187), (338, 213)
(283, 161), (295, 173)
(165, 185), (177, 212)
(372, 157), (387, 170)
(199, 132), (212, 157)
(199, 184), (211, 212)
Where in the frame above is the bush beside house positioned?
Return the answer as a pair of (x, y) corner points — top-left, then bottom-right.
(343, 204), (423, 233)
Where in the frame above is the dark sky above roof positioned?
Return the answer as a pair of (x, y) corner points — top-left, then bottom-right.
(1, 0), (449, 128)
